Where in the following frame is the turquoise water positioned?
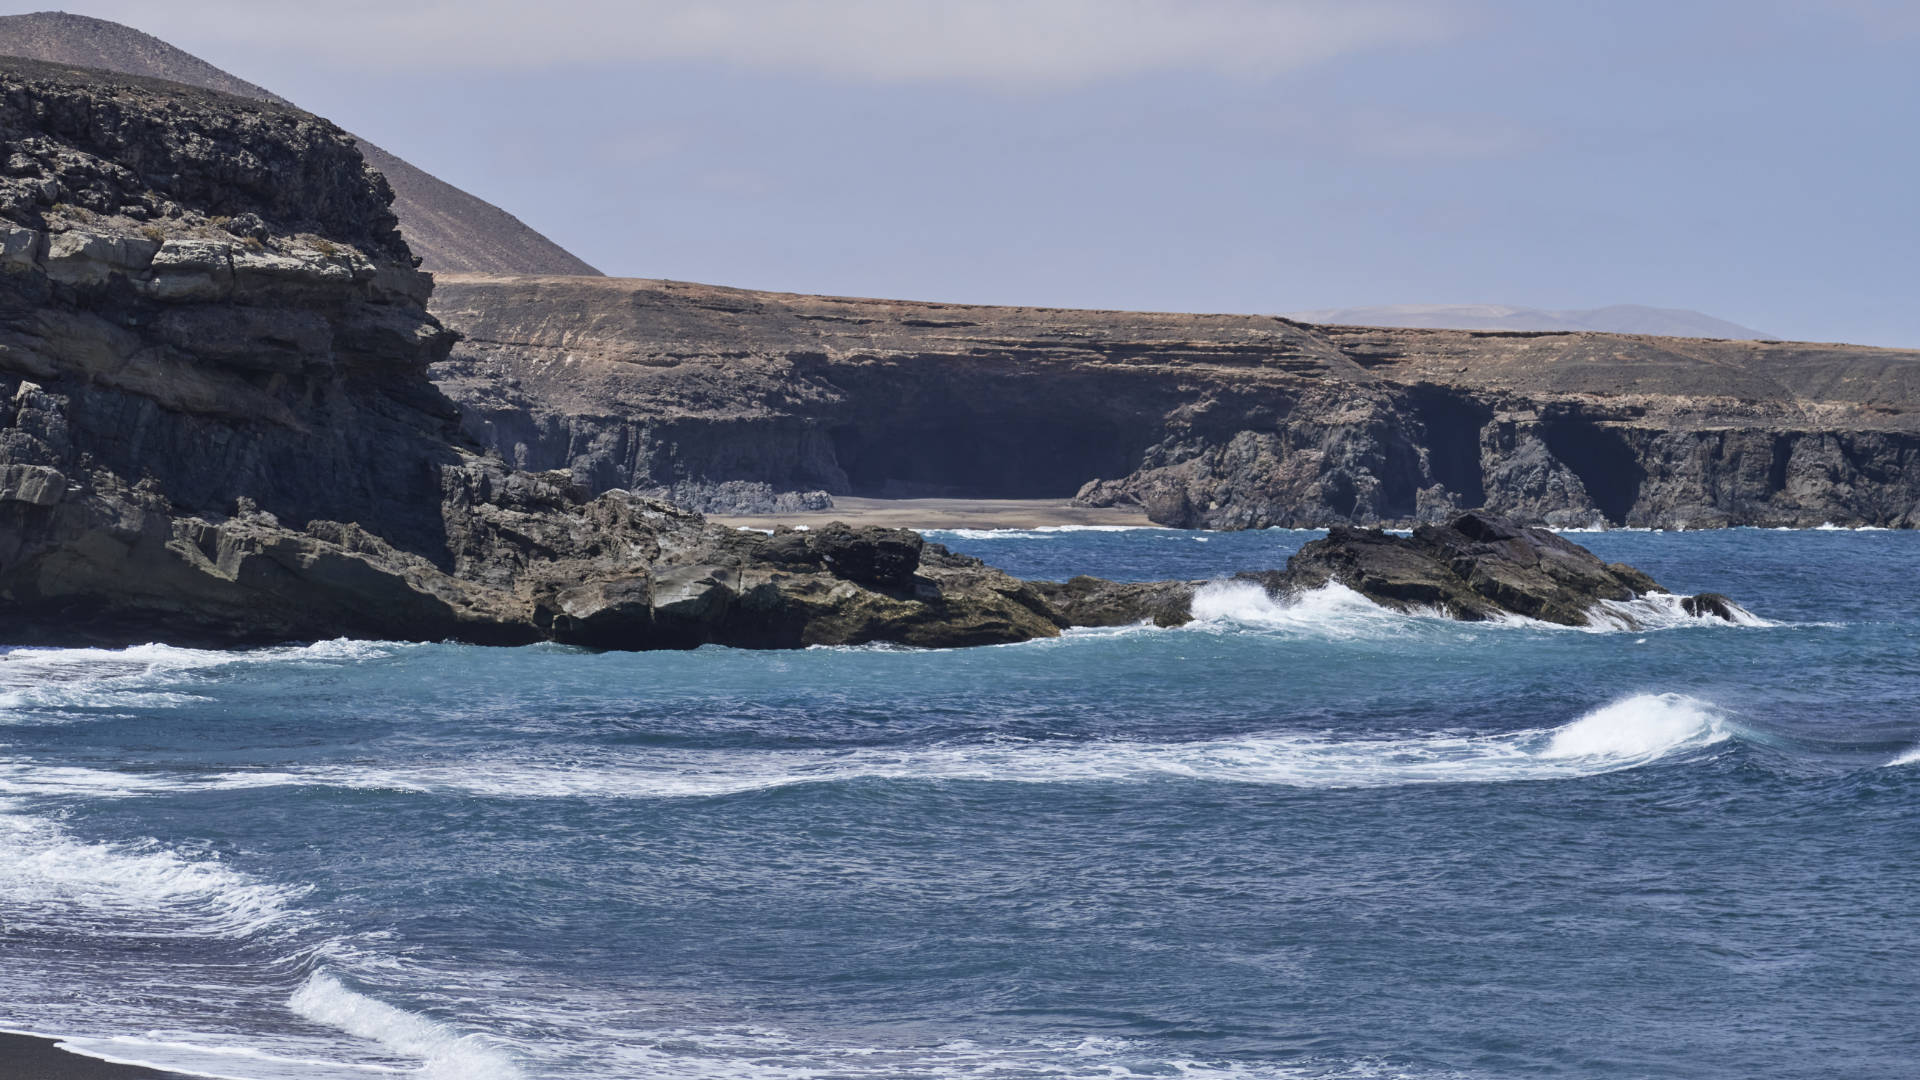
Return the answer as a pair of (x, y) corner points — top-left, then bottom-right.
(0, 527), (1915, 1079)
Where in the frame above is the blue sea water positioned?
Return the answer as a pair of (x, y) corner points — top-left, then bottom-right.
(0, 527), (1916, 1079)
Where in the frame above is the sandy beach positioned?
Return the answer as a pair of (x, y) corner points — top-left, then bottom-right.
(0, 1033), (186, 1080)
(710, 496), (1159, 532)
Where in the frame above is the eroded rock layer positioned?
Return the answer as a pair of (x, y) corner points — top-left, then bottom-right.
(430, 275), (1920, 529)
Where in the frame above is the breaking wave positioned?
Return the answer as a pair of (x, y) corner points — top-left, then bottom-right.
(0, 810), (303, 939)
(290, 973), (525, 1080)
(110, 693), (1731, 802)
(1188, 581), (1445, 637)
(0, 640), (412, 720)
(1181, 581), (1778, 637)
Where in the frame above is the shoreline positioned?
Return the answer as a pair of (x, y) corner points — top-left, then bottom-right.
(0, 1033), (190, 1080)
(710, 496), (1160, 532)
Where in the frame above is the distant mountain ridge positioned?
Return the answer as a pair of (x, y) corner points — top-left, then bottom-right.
(1286, 303), (1769, 340)
(0, 10), (599, 276)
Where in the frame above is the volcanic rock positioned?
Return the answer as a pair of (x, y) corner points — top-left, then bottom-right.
(1279, 512), (1668, 626)
(1032, 512), (1741, 631)
(0, 59), (1058, 651)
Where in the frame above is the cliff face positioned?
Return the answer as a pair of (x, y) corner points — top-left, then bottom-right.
(0, 59), (1068, 649)
(430, 274), (1920, 529)
(0, 12), (600, 276)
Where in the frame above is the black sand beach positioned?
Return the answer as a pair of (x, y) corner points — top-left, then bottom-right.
(0, 1034), (188, 1080)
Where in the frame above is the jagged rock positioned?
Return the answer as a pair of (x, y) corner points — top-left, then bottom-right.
(0, 60), (1068, 652)
(1681, 593), (1739, 621)
(1281, 512), (1667, 626)
(1030, 512), (1740, 631)
(1030, 576), (1196, 628)
(637, 479), (833, 515)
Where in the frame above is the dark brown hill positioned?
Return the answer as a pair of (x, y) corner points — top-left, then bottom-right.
(0, 10), (599, 276)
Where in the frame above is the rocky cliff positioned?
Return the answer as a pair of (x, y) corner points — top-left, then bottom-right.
(430, 274), (1920, 529)
(0, 58), (1071, 649)
(0, 12), (600, 276)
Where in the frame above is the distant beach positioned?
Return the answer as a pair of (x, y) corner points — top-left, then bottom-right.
(709, 496), (1159, 532)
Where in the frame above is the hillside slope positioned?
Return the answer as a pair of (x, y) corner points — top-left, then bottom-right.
(0, 11), (599, 276)
(1285, 304), (1770, 339)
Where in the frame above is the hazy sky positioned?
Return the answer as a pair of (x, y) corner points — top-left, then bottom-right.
(42, 0), (1920, 345)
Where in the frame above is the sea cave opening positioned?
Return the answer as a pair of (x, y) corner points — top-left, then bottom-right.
(1541, 417), (1646, 525)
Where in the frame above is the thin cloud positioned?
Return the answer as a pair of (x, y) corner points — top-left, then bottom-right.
(71, 0), (1461, 87)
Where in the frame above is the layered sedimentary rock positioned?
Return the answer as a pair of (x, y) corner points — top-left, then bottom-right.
(0, 59), (1065, 650)
(430, 275), (1920, 530)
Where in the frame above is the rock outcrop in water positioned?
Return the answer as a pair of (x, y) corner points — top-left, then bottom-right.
(428, 275), (1920, 530)
(1036, 512), (1739, 631)
(0, 59), (1064, 650)
(1275, 512), (1665, 625)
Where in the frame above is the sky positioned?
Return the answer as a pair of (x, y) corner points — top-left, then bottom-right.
(32, 0), (1920, 346)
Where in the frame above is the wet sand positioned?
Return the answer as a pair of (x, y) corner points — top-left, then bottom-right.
(0, 1033), (187, 1080)
(710, 497), (1158, 532)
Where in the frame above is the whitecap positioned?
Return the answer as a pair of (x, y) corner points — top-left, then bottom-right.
(1541, 693), (1729, 759)
(219, 694), (1730, 801)
(0, 811), (302, 939)
(1887, 746), (1920, 767)
(0, 639), (413, 721)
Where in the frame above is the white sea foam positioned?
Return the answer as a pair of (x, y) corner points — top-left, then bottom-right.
(40, 1033), (407, 1080)
(0, 639), (408, 680)
(529, 1023), (1474, 1080)
(206, 693), (1728, 801)
(0, 639), (412, 721)
(1887, 746), (1920, 767)
(0, 811), (302, 938)
(1187, 581), (1441, 638)
(1184, 580), (1777, 637)
(0, 762), (206, 799)
(1584, 591), (1776, 631)
(1542, 694), (1729, 759)
(290, 974), (524, 1080)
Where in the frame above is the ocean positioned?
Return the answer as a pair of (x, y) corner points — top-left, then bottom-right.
(0, 527), (1915, 1079)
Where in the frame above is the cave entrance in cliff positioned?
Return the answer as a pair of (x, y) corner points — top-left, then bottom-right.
(830, 416), (1142, 499)
(1542, 418), (1646, 525)
(1406, 386), (1493, 509)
